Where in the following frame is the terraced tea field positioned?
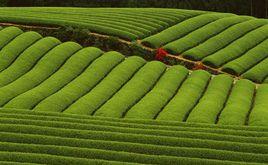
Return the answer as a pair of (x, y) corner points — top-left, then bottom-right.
(0, 7), (267, 165)
(143, 16), (268, 83)
(0, 108), (267, 164)
(0, 7), (206, 40)
(0, 8), (268, 83)
(0, 26), (266, 127)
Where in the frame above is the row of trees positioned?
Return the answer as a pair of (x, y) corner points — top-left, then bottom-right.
(1, 0), (267, 18)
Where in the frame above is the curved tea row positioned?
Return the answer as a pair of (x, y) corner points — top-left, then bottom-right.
(0, 7), (205, 40)
(0, 108), (266, 164)
(142, 15), (268, 83)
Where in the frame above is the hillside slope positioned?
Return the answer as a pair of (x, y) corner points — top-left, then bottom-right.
(0, 8), (268, 83)
(0, 26), (266, 126)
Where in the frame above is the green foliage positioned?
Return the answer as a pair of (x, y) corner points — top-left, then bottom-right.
(186, 74), (233, 124)
(249, 84), (268, 126)
(4, 0), (253, 17)
(1, 108), (268, 133)
(0, 37), (61, 87)
(182, 19), (268, 61)
(157, 70), (211, 121)
(0, 8), (267, 83)
(163, 16), (252, 54)
(0, 26), (266, 129)
(125, 65), (189, 119)
(129, 42), (154, 60)
(5, 47), (103, 109)
(0, 109), (266, 164)
(0, 42), (82, 106)
(52, 26), (90, 42)
(222, 39), (268, 76)
(218, 79), (255, 125)
(0, 27), (23, 50)
(0, 31), (42, 72)
(33, 51), (124, 112)
(142, 13), (233, 49)
(64, 56), (146, 115)
(242, 57), (268, 83)
(203, 25), (268, 68)
(0, 8), (203, 40)
(0, 13), (268, 164)
(264, 77), (268, 83)
(94, 61), (166, 118)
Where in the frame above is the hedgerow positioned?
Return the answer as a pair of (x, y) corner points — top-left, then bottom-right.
(1, 107), (268, 134)
(222, 39), (268, 75)
(5, 47), (103, 109)
(203, 24), (268, 67)
(0, 31), (42, 72)
(33, 51), (124, 112)
(63, 56), (146, 115)
(0, 137), (266, 164)
(186, 74), (233, 124)
(142, 13), (233, 48)
(249, 84), (268, 126)
(0, 11), (268, 164)
(125, 65), (189, 119)
(0, 115), (266, 144)
(0, 42), (82, 106)
(242, 57), (268, 83)
(94, 61), (166, 118)
(218, 79), (255, 125)
(157, 70), (211, 121)
(0, 26), (23, 50)
(0, 8), (268, 83)
(0, 8), (204, 40)
(163, 16), (252, 54)
(182, 19), (268, 60)
(3, 123), (266, 155)
(0, 37), (61, 87)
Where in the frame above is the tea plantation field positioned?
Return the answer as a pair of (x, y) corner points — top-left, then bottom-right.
(0, 26), (266, 126)
(0, 8), (267, 165)
(0, 8), (268, 83)
(0, 108), (267, 164)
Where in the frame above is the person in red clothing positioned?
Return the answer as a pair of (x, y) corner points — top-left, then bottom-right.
(155, 48), (168, 61)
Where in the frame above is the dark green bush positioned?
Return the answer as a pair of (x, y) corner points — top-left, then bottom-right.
(5, 0), (251, 16)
